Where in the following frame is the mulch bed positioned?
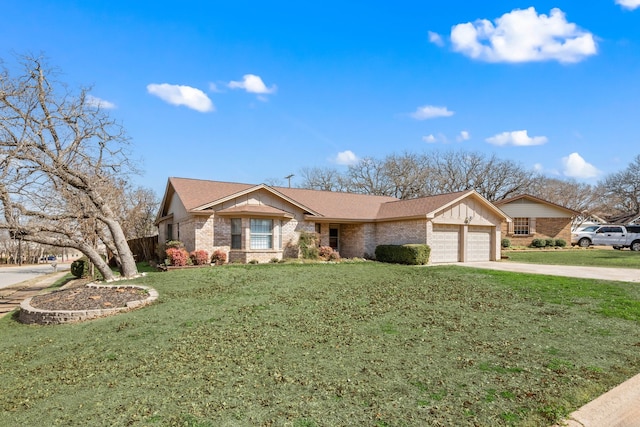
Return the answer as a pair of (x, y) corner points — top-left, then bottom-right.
(30, 286), (148, 311)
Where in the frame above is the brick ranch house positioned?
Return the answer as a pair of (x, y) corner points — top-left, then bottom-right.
(494, 194), (579, 246)
(155, 177), (510, 264)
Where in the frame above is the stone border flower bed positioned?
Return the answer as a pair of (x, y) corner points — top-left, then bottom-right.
(19, 284), (159, 325)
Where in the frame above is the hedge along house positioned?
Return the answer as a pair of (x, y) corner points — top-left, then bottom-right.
(155, 178), (510, 264)
(494, 194), (579, 247)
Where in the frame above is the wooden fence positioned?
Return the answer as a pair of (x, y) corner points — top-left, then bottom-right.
(127, 236), (159, 262)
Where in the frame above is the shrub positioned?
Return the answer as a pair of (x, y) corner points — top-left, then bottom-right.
(269, 257), (280, 263)
(555, 239), (567, 247)
(70, 257), (90, 278)
(545, 238), (555, 247)
(190, 250), (209, 266)
(375, 244), (430, 265)
(501, 238), (511, 248)
(248, 259), (260, 264)
(165, 240), (184, 249)
(298, 231), (319, 259)
(318, 246), (341, 261)
(211, 250), (227, 265)
(166, 247), (189, 266)
(531, 238), (547, 248)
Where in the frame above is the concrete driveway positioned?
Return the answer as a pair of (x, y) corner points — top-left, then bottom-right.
(459, 261), (640, 283)
(0, 263), (70, 289)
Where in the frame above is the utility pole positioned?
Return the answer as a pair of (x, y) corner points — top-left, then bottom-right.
(284, 174), (294, 188)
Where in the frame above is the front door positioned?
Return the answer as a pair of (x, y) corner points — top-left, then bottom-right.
(329, 227), (339, 251)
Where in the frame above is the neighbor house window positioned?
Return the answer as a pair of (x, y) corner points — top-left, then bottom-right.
(513, 218), (530, 235)
(250, 219), (273, 249)
(166, 223), (173, 241)
(231, 218), (242, 249)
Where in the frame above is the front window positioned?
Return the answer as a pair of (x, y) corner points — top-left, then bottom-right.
(329, 227), (339, 250)
(166, 223), (173, 241)
(231, 218), (242, 249)
(513, 218), (530, 235)
(251, 219), (273, 249)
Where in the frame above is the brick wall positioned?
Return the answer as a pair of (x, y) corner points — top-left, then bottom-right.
(340, 224), (364, 258)
(376, 219), (427, 246)
(194, 216), (214, 256)
(502, 217), (572, 246)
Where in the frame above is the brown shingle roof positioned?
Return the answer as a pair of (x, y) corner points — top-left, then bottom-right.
(377, 191), (471, 220)
(162, 178), (502, 222)
(274, 186), (398, 220)
(169, 177), (254, 211)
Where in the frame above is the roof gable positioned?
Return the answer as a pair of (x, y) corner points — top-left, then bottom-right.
(377, 190), (510, 222)
(494, 194), (579, 216)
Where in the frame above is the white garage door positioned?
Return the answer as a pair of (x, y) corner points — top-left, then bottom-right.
(468, 226), (491, 262)
(431, 225), (460, 263)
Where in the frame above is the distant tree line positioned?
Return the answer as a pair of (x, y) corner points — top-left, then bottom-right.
(299, 151), (640, 220)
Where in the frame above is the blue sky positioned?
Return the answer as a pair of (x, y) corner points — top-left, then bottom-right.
(3, 1), (640, 196)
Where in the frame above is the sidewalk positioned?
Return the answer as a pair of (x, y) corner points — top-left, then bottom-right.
(555, 372), (640, 427)
(0, 271), (69, 318)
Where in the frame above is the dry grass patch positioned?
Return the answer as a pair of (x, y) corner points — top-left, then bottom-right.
(1, 263), (639, 426)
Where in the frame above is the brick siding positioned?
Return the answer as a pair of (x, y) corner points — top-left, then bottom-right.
(502, 217), (572, 246)
(376, 220), (427, 246)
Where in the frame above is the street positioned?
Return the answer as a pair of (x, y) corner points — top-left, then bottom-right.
(0, 263), (70, 289)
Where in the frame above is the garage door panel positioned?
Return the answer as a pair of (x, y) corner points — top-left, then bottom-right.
(468, 226), (491, 262)
(432, 225), (460, 263)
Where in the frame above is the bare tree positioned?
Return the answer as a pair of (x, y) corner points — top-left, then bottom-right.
(598, 155), (640, 216)
(0, 54), (139, 278)
(298, 167), (348, 191)
(427, 151), (537, 201)
(381, 153), (433, 199)
(345, 157), (393, 196)
(528, 177), (597, 213)
(113, 184), (159, 240)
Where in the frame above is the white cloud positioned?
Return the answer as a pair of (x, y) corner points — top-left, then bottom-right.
(334, 150), (359, 166)
(485, 130), (548, 146)
(451, 7), (597, 63)
(422, 133), (449, 144)
(147, 83), (214, 112)
(616, 0), (640, 9)
(228, 74), (276, 94)
(86, 95), (116, 109)
(428, 31), (444, 47)
(562, 152), (600, 178)
(423, 134), (437, 143)
(457, 130), (470, 141)
(410, 105), (454, 120)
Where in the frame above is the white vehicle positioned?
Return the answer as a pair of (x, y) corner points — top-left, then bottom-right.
(571, 225), (640, 251)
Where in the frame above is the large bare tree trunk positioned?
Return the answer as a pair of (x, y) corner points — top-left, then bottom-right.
(0, 55), (140, 278)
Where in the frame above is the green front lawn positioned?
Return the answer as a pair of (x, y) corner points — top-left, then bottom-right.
(504, 248), (640, 268)
(1, 262), (639, 426)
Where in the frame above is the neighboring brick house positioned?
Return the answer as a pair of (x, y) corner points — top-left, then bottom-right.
(156, 177), (509, 264)
(494, 194), (579, 246)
